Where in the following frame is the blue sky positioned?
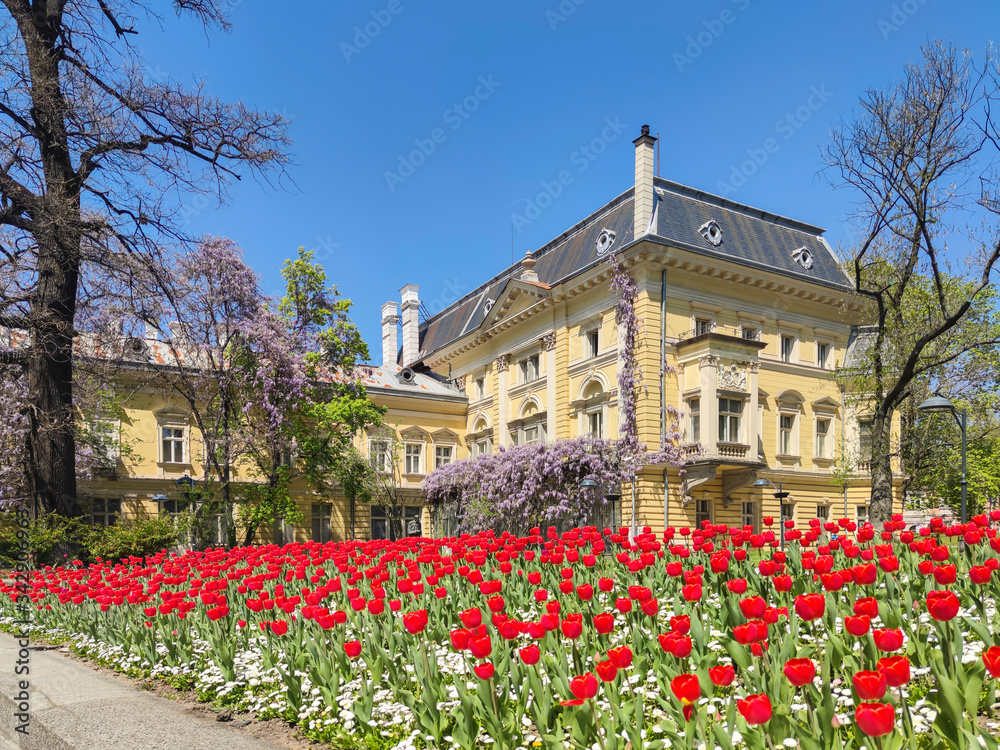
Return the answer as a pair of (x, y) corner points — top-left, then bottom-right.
(135, 0), (998, 355)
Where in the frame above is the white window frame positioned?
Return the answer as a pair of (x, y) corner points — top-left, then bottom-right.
(434, 445), (453, 469)
(585, 328), (600, 359)
(404, 443), (423, 475)
(780, 333), (797, 363)
(740, 499), (757, 533)
(856, 504), (869, 525)
(816, 503), (830, 526)
(475, 377), (486, 400)
(687, 398), (701, 443)
(695, 317), (714, 336)
(858, 419), (873, 462)
(779, 412), (796, 456)
(161, 426), (186, 465)
(91, 419), (121, 466)
(816, 341), (832, 370)
(368, 437), (392, 473)
(718, 397), (744, 444)
(312, 504), (332, 543)
(587, 410), (604, 439)
(272, 516), (295, 546)
(519, 354), (540, 384)
(815, 417), (832, 459)
(740, 325), (760, 342)
(474, 437), (491, 457)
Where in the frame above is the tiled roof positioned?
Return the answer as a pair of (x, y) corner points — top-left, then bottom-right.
(651, 178), (850, 290)
(415, 179), (850, 364)
(359, 364), (465, 401)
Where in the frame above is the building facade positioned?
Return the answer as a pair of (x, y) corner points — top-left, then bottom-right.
(80, 125), (900, 544)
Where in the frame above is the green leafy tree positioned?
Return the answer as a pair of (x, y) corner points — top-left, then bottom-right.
(827, 42), (1000, 523)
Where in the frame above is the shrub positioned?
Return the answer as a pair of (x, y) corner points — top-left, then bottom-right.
(87, 516), (179, 563)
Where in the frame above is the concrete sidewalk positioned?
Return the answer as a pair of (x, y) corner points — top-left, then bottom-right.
(0, 632), (295, 750)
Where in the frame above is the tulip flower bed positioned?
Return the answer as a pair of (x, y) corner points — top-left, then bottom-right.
(3, 514), (1000, 750)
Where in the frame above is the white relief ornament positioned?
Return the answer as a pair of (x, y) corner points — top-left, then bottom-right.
(718, 363), (747, 391)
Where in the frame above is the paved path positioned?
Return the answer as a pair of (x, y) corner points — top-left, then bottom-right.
(0, 632), (292, 750)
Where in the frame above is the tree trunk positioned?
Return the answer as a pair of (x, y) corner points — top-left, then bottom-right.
(869, 410), (895, 525)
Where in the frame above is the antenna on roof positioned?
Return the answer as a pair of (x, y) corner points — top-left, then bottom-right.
(511, 222), (514, 266)
(418, 303), (431, 323)
(656, 133), (660, 176)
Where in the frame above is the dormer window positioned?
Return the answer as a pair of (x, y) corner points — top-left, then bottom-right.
(595, 228), (617, 255)
(483, 298), (495, 316)
(792, 246), (814, 270)
(699, 219), (723, 247)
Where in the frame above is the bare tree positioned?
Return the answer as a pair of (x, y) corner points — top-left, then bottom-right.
(0, 1), (289, 518)
(827, 41), (1000, 523)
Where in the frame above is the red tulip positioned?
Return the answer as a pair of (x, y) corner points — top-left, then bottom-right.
(269, 620), (288, 636)
(474, 662), (495, 680)
(854, 702), (895, 737)
(844, 614), (870, 637)
(737, 693), (772, 725)
(681, 584), (703, 602)
(670, 674), (701, 705)
(872, 628), (904, 652)
(561, 673), (599, 706)
(670, 615), (691, 635)
(932, 564), (957, 585)
(709, 665), (735, 687)
(794, 593), (825, 621)
(852, 670), (887, 700)
(344, 640), (362, 659)
(450, 628), (471, 651)
(615, 597), (632, 614)
(970, 565), (992, 585)
(403, 609), (428, 634)
(596, 659), (618, 682)
(608, 646), (633, 669)
(469, 634), (492, 659)
(727, 578), (748, 594)
(783, 658), (816, 687)
(877, 656), (910, 687)
(519, 644), (541, 665)
(983, 646), (1000, 678)
(772, 575), (793, 592)
(739, 596), (767, 620)
(854, 597), (879, 619)
(560, 618), (583, 639)
(593, 612), (615, 634)
(926, 590), (960, 622)
(459, 607), (482, 628)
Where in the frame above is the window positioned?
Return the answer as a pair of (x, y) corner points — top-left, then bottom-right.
(781, 503), (795, 527)
(586, 330), (600, 359)
(162, 427), (185, 464)
(159, 497), (189, 518)
(718, 398), (743, 443)
(588, 411), (603, 439)
(369, 438), (391, 472)
(817, 342), (830, 369)
(815, 419), (831, 459)
(91, 498), (120, 527)
(688, 399), (701, 442)
(779, 414), (795, 455)
(277, 448), (294, 470)
(696, 498), (712, 526)
(858, 420), (873, 461)
(741, 500), (757, 533)
(520, 355), (540, 383)
(371, 506), (422, 541)
(523, 425), (540, 444)
(856, 505), (869, 525)
(475, 377), (485, 400)
(312, 504), (332, 543)
(404, 443), (423, 474)
(816, 504), (829, 525)
(272, 516), (294, 546)
(474, 438), (490, 457)
(780, 335), (795, 363)
(435, 446), (453, 469)
(695, 318), (713, 336)
(741, 326), (759, 341)
(91, 420), (121, 468)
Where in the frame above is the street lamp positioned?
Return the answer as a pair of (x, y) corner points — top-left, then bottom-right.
(918, 395), (967, 525)
(580, 478), (623, 538)
(753, 478), (791, 550)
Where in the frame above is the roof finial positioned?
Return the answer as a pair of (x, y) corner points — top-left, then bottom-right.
(521, 250), (539, 283)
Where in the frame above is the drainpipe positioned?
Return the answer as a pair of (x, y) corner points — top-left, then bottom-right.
(841, 383), (848, 519)
(661, 269), (668, 532)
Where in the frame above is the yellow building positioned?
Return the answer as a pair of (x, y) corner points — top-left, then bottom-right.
(81, 124), (900, 544)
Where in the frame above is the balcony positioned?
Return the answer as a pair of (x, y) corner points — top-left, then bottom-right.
(717, 442), (750, 459)
(678, 324), (761, 344)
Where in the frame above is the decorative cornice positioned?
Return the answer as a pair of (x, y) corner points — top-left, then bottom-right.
(541, 331), (557, 351)
(495, 354), (510, 373)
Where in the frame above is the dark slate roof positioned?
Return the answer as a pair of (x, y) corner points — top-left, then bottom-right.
(417, 191), (636, 360)
(415, 179), (850, 363)
(651, 178), (850, 290)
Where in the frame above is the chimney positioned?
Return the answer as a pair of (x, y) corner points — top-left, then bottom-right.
(400, 284), (420, 366)
(144, 321), (159, 341)
(167, 321), (186, 344)
(520, 251), (538, 283)
(633, 124), (657, 236)
(380, 301), (399, 367)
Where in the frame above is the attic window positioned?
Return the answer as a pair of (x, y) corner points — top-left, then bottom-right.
(699, 220), (723, 247)
(595, 228), (617, 255)
(792, 247), (814, 270)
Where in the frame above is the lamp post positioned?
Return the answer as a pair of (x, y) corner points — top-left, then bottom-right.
(918, 395), (967, 525)
(753, 477), (791, 551)
(580, 478), (623, 539)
